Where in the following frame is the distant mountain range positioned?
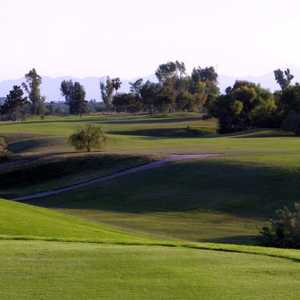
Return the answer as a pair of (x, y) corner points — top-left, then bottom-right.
(1, 68), (300, 101)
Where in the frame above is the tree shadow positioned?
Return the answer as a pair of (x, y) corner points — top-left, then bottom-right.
(108, 128), (213, 138)
(24, 158), (299, 220)
(8, 137), (65, 154)
(204, 235), (258, 245)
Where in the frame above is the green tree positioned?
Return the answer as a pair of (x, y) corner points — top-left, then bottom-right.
(113, 93), (142, 113)
(191, 67), (219, 109)
(68, 125), (106, 152)
(71, 82), (88, 116)
(60, 80), (74, 105)
(22, 68), (45, 115)
(274, 68), (294, 90)
(129, 78), (144, 96)
(60, 81), (88, 115)
(155, 61), (185, 83)
(1, 86), (28, 120)
(191, 66), (218, 83)
(211, 81), (276, 133)
(140, 81), (161, 114)
(100, 77), (122, 110)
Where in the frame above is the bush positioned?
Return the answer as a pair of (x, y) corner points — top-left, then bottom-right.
(260, 203), (300, 249)
(68, 125), (106, 152)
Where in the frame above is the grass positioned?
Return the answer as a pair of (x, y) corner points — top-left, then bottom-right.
(0, 153), (154, 197)
(0, 198), (152, 243)
(1, 113), (300, 244)
(0, 241), (299, 300)
(0, 194), (299, 299)
(0, 113), (300, 299)
(28, 152), (299, 244)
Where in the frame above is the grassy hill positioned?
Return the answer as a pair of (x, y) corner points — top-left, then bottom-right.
(1, 114), (300, 244)
(0, 198), (299, 299)
(0, 198), (151, 243)
(0, 113), (300, 298)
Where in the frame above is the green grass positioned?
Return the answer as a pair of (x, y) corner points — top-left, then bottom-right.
(32, 153), (300, 244)
(0, 113), (300, 299)
(1, 114), (300, 244)
(0, 240), (299, 300)
(0, 113), (217, 155)
(0, 153), (154, 197)
(0, 198), (152, 243)
(0, 192), (299, 300)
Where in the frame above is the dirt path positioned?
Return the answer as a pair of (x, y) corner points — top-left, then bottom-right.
(13, 154), (220, 202)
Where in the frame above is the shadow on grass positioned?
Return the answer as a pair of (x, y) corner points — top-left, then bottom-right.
(108, 127), (214, 138)
(0, 154), (150, 190)
(0, 115), (205, 127)
(25, 158), (300, 219)
(8, 137), (65, 154)
(205, 235), (258, 245)
(102, 116), (204, 125)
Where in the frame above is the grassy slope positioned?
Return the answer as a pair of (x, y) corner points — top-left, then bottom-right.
(0, 154), (154, 197)
(0, 241), (299, 300)
(38, 152), (300, 243)
(0, 198), (151, 243)
(2, 114), (300, 243)
(0, 196), (299, 299)
(0, 115), (299, 299)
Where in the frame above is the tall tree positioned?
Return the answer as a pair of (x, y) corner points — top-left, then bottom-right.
(71, 82), (88, 116)
(1, 86), (28, 120)
(155, 61), (186, 83)
(22, 68), (45, 115)
(100, 77), (122, 110)
(191, 66), (219, 108)
(191, 66), (218, 83)
(60, 81), (88, 115)
(129, 78), (144, 96)
(140, 81), (161, 114)
(60, 80), (74, 105)
(274, 68), (294, 90)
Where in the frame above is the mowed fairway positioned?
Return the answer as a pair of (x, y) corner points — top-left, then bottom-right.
(0, 241), (299, 300)
(2, 114), (300, 242)
(0, 113), (300, 299)
(0, 200), (299, 300)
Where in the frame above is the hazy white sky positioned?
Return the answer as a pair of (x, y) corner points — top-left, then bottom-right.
(0, 0), (300, 80)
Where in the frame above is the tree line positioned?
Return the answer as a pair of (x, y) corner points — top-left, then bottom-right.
(1, 63), (300, 135)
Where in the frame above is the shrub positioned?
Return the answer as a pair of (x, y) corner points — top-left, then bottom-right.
(260, 203), (300, 249)
(68, 125), (106, 152)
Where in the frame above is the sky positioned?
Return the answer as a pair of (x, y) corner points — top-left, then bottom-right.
(0, 0), (300, 80)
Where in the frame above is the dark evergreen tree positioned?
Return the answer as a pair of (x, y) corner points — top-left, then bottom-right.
(1, 85), (28, 120)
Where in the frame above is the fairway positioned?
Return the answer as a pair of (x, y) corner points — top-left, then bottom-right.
(0, 113), (299, 299)
(0, 241), (299, 300)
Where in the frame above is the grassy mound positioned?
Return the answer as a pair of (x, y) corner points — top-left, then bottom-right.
(0, 199), (151, 243)
(0, 154), (153, 197)
(36, 153), (300, 244)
